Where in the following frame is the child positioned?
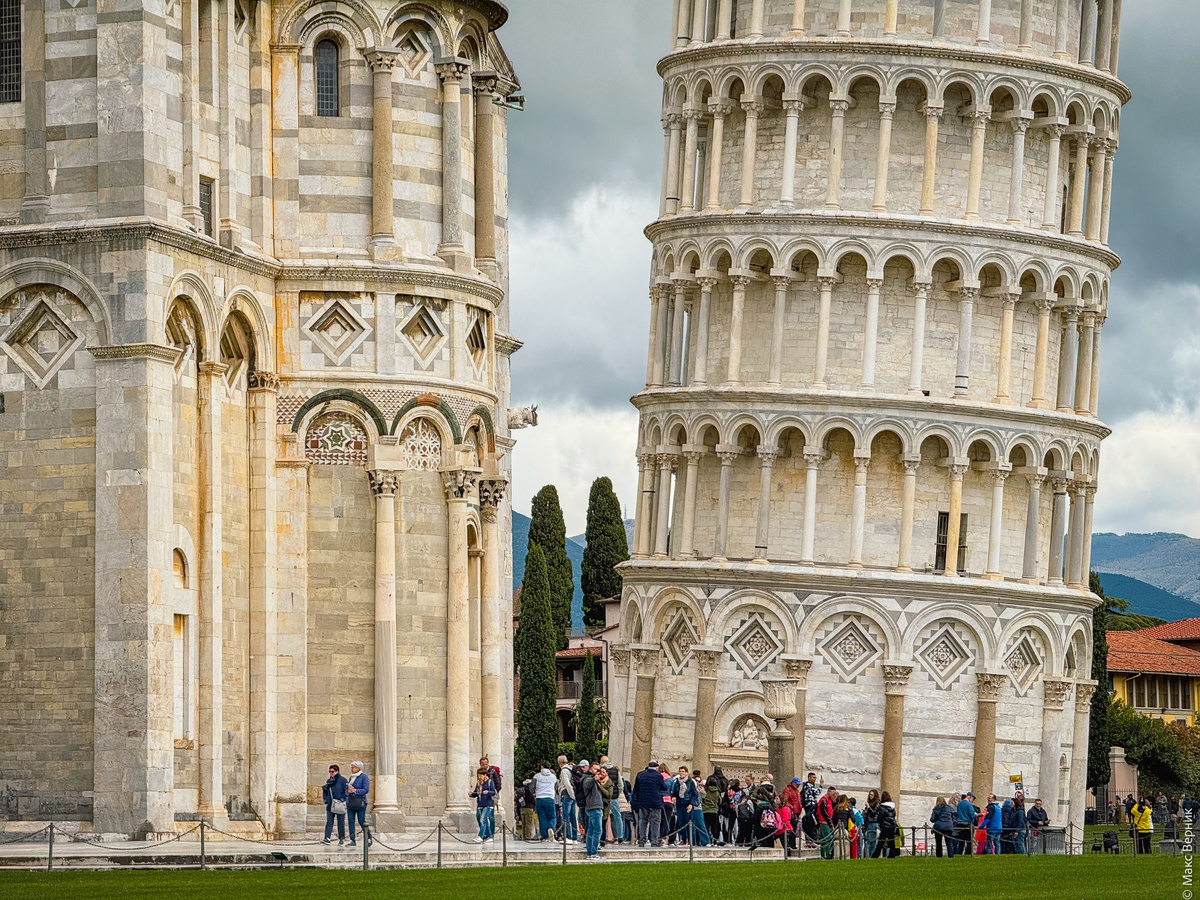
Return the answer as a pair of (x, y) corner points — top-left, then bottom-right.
(470, 768), (497, 844)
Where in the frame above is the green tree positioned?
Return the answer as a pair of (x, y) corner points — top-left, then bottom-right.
(529, 485), (573, 649)
(514, 544), (559, 781)
(572, 651), (599, 763)
(1107, 699), (1200, 797)
(581, 477), (629, 627)
(1087, 572), (1111, 788)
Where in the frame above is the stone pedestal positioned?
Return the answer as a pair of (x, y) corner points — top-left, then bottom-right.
(762, 677), (799, 787)
(781, 656), (813, 771)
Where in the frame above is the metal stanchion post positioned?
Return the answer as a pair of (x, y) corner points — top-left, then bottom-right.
(46, 822), (53, 872)
(502, 822), (507, 867)
(562, 822), (567, 864)
(363, 825), (369, 871)
(200, 820), (206, 870)
(689, 820), (694, 862)
(437, 822), (442, 869)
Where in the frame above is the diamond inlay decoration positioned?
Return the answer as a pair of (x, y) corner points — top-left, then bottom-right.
(661, 609), (699, 674)
(918, 624), (973, 690)
(305, 412), (368, 466)
(1005, 634), (1043, 696)
(303, 297), (371, 366)
(819, 617), (883, 683)
(399, 304), (446, 366)
(725, 612), (784, 678)
(395, 29), (431, 76)
(1, 294), (84, 389)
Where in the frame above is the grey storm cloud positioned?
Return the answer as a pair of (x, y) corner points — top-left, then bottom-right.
(501, 0), (1200, 424)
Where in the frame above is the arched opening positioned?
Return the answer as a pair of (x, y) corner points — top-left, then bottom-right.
(315, 38), (340, 117)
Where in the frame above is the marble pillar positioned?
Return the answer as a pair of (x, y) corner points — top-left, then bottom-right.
(691, 649), (722, 775)
(1038, 679), (1073, 819)
(479, 479), (507, 779)
(630, 646), (661, 774)
(443, 468), (480, 813)
(971, 673), (1007, 797)
(783, 656), (813, 772)
(881, 664), (913, 811)
(368, 468), (401, 813)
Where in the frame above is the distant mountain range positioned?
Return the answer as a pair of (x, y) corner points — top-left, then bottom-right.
(1092, 532), (1200, 603)
(509, 522), (1200, 627)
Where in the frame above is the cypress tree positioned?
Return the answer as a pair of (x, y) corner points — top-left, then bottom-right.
(581, 476), (629, 628)
(573, 651), (598, 763)
(514, 544), (559, 781)
(1087, 571), (1112, 788)
(529, 485), (573, 649)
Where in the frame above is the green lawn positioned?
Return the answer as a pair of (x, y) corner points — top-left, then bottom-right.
(0, 854), (1178, 900)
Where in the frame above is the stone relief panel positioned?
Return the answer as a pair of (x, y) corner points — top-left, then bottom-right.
(916, 620), (977, 690)
(0, 287), (87, 390)
(300, 293), (373, 369)
(1004, 628), (1048, 696)
(398, 417), (443, 470)
(729, 714), (770, 750)
(723, 610), (784, 678)
(660, 606), (699, 674)
(304, 412), (369, 466)
(398, 298), (448, 372)
(815, 614), (885, 683)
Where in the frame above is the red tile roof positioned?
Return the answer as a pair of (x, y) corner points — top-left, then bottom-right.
(1137, 618), (1200, 642)
(1107, 630), (1200, 677)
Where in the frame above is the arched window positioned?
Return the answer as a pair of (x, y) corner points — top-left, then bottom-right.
(0, 0), (21, 103)
(315, 39), (339, 117)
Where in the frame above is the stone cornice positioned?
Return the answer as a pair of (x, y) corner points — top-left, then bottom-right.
(657, 38), (1132, 105)
(276, 264), (505, 305)
(495, 332), (523, 355)
(631, 387), (1112, 443)
(618, 557), (1099, 616)
(645, 211), (1121, 271)
(278, 373), (499, 408)
(90, 342), (182, 364)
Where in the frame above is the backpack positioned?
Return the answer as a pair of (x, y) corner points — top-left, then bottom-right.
(759, 807), (777, 830)
(487, 765), (502, 792)
(878, 804), (896, 832)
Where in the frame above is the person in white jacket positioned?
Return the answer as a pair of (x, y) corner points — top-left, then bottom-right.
(558, 755), (578, 842)
(532, 763), (559, 840)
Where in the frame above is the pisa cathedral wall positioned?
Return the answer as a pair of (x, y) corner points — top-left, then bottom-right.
(612, 0), (1124, 830)
(0, 0), (519, 837)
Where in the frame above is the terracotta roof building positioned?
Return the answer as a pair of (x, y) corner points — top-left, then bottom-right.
(1108, 629), (1200, 726)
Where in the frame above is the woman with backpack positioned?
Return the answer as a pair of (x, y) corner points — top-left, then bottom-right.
(752, 784), (778, 848)
(870, 791), (898, 858)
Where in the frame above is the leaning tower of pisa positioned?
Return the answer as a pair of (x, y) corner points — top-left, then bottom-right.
(612, 0), (1126, 832)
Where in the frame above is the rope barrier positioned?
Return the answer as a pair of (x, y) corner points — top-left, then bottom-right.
(366, 826), (439, 853)
(0, 826), (50, 845)
(203, 825), (325, 848)
(64, 824), (201, 851)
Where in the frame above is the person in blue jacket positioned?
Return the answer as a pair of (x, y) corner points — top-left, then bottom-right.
(673, 767), (702, 845)
(470, 768), (497, 844)
(632, 760), (667, 846)
(983, 793), (1004, 854)
(346, 761), (370, 847)
(1011, 794), (1029, 854)
(930, 797), (956, 857)
(321, 764), (349, 846)
(955, 791), (979, 855)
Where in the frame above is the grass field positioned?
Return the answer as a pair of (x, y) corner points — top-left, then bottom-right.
(0, 854), (1178, 900)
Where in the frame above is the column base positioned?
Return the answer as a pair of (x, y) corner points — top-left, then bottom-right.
(274, 801), (305, 839)
(437, 243), (474, 274)
(198, 805), (231, 830)
(652, 552), (669, 560)
(680, 551), (697, 559)
(19, 195), (50, 225)
(906, 388), (925, 398)
(371, 809), (407, 835)
(895, 566), (913, 574)
(442, 807), (477, 835)
(476, 257), (500, 282)
(1056, 405), (1074, 414)
(750, 557), (768, 565)
(872, 204), (888, 212)
(809, 381), (828, 391)
(1005, 217), (1022, 226)
(711, 555), (728, 564)
(370, 237), (405, 263)
(848, 561), (864, 570)
(993, 395), (1012, 405)
(219, 224), (242, 251)
(983, 572), (1004, 582)
(1026, 399), (1050, 409)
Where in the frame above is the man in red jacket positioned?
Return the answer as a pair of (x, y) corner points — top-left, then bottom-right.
(816, 786), (838, 860)
(782, 778), (804, 850)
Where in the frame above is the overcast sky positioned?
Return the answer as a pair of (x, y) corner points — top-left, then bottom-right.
(501, 0), (1200, 538)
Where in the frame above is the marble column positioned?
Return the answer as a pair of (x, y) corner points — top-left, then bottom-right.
(20, 0), (48, 223)
(964, 111), (990, 221)
(1018, 0), (1034, 49)
(780, 98), (802, 205)
(1075, 313), (1096, 414)
(791, 0), (808, 35)
(1038, 679), (1073, 818)
(1066, 135), (1090, 236)
(1022, 473), (1045, 581)
(713, 447), (739, 560)
(763, 678), (799, 789)
(1090, 319), (1105, 416)
(248, 372), (279, 829)
(985, 470), (1009, 580)
(197, 362), (227, 826)
(783, 657), (813, 771)
(1109, 0), (1123, 76)
(881, 665), (913, 811)
(436, 59), (471, 265)
(801, 450), (822, 563)
(652, 282), (671, 387)
(920, 106), (943, 215)
(1082, 485), (1097, 577)
(944, 463), (967, 576)
(862, 279), (882, 389)
(769, 274), (790, 385)
(995, 294), (1019, 404)
(653, 453), (677, 558)
(691, 648), (722, 774)
(691, 0), (707, 45)
(873, 102), (896, 211)
(630, 646), (661, 774)
(664, 112), (683, 214)
(634, 453), (656, 558)
(1066, 481), (1087, 587)
(1069, 682), (1097, 836)
(849, 457), (870, 568)
(726, 274), (751, 384)
(1101, 143), (1116, 244)
(645, 286), (661, 388)
(825, 99), (849, 209)
(717, 0), (734, 41)
(1047, 478), (1069, 586)
(659, 117), (674, 216)
(679, 447), (704, 559)
(368, 468), (401, 812)
(976, 0), (992, 43)
(1007, 119), (1030, 225)
(473, 73), (499, 265)
(479, 479), (507, 776)
(1053, 0), (1071, 59)
(680, 106), (701, 212)
(908, 283), (929, 395)
(1086, 140), (1107, 241)
(610, 648), (632, 772)
(739, 100), (763, 208)
(897, 459), (919, 572)
(706, 101), (732, 209)
(883, 0), (898, 35)
(674, 0), (690, 45)
(1028, 297), (1055, 408)
(1079, 0), (1098, 65)
(835, 0), (853, 35)
(1042, 125), (1065, 231)
(955, 287), (977, 397)
(443, 468), (479, 812)
(692, 276), (716, 384)
(812, 276), (836, 389)
(367, 50), (400, 257)
(668, 281), (688, 386)
(971, 673), (1007, 798)
(749, 0), (766, 37)
(1056, 307), (1080, 413)
(182, 0), (204, 230)
(754, 448), (778, 563)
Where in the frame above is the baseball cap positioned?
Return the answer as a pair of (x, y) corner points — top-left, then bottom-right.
(579, 759), (590, 767)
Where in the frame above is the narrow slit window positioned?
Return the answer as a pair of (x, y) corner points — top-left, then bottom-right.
(315, 39), (339, 117)
(0, 0), (20, 103)
(934, 512), (968, 574)
(198, 177), (214, 236)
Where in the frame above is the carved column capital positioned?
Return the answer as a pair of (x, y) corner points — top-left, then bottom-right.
(854, 457), (871, 476)
(958, 286), (980, 302)
(878, 100), (897, 118)
(364, 48), (400, 74)
(657, 452), (679, 473)
(883, 663), (914, 696)
(693, 647), (721, 679)
(1010, 116), (1032, 136)
(478, 478), (507, 513)
(817, 275), (838, 291)
(611, 647), (631, 677)
(757, 447), (780, 466)
(1004, 292), (1022, 310)
(1075, 681), (1098, 711)
(697, 275), (718, 291)
(781, 655), (813, 687)
(1043, 678), (1074, 711)
(991, 469), (1011, 486)
(435, 58), (471, 85)
(664, 111), (684, 130)
(708, 98), (735, 118)
(772, 274), (792, 291)
(866, 278), (884, 293)
(716, 448), (741, 465)
(247, 370), (280, 392)
(803, 449), (824, 469)
(924, 104), (944, 123)
(471, 71), (499, 96)
(903, 458), (921, 476)
(829, 98), (849, 115)
(368, 470), (400, 497)
(976, 672), (1007, 703)
(632, 645), (661, 678)
(730, 274), (752, 289)
(441, 468), (480, 501)
(1045, 123), (1065, 140)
